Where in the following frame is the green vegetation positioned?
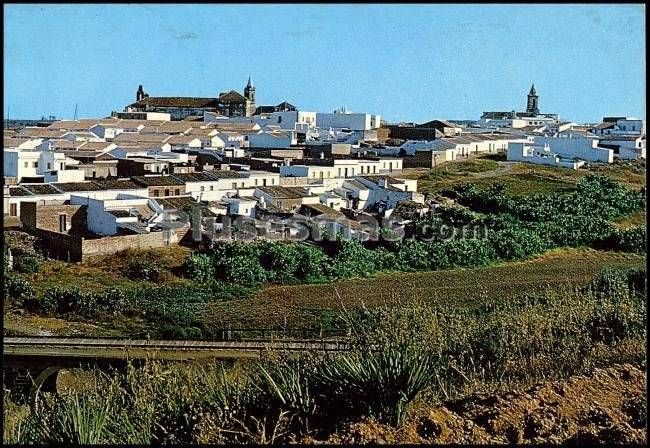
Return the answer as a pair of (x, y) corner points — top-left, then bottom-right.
(191, 175), (644, 288)
(409, 157), (646, 198)
(4, 174), (645, 338)
(4, 267), (646, 444)
(208, 248), (645, 329)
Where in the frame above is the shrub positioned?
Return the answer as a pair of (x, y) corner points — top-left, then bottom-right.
(394, 240), (431, 271)
(294, 243), (330, 282)
(41, 287), (97, 315)
(435, 204), (479, 227)
(183, 253), (214, 283)
(610, 226), (647, 254)
(124, 259), (162, 282)
(328, 240), (382, 279)
(211, 242), (268, 285)
(13, 255), (42, 274)
(259, 242), (301, 284)
(5, 275), (35, 304)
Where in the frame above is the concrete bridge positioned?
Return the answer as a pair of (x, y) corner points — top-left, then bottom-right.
(3, 336), (349, 405)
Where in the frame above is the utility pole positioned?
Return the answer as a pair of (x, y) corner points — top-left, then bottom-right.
(73, 104), (78, 121)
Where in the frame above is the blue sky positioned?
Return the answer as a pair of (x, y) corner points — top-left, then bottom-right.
(3, 4), (645, 123)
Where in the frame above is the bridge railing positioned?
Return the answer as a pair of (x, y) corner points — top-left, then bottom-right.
(4, 327), (352, 342)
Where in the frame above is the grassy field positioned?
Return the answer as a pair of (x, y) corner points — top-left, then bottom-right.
(613, 210), (647, 229)
(204, 248), (646, 329)
(402, 156), (646, 198)
(26, 246), (192, 296)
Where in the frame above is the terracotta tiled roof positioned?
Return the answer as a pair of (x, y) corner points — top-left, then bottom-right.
(217, 90), (247, 102)
(130, 97), (220, 108)
(132, 175), (185, 186)
(257, 186), (312, 199)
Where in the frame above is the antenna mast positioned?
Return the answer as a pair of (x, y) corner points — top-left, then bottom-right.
(74, 103), (78, 120)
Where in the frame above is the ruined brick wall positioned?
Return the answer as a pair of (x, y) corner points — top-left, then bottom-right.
(403, 151), (434, 168)
(81, 225), (191, 260)
(20, 202), (86, 233)
(26, 227), (84, 261)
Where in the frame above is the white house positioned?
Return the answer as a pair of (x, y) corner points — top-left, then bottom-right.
(220, 197), (257, 218)
(316, 111), (381, 131)
(70, 193), (164, 236)
(507, 142), (586, 170)
(534, 135), (613, 163)
(591, 117), (645, 137)
(598, 136), (646, 160)
(247, 131), (295, 148)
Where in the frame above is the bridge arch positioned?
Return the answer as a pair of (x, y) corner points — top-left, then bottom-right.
(29, 366), (62, 408)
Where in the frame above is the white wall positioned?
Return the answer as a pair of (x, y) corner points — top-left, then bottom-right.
(44, 169), (85, 183)
(534, 136), (613, 163)
(3, 150), (40, 180)
(247, 132), (293, 148)
(316, 113), (378, 131)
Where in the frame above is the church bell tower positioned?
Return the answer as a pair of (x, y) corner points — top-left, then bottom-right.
(244, 76), (256, 117)
(526, 84), (539, 116)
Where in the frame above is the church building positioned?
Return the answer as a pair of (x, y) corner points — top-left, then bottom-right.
(125, 77), (257, 120)
(478, 84), (559, 128)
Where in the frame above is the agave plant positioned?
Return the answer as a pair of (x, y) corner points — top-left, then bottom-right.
(33, 392), (112, 445)
(317, 342), (438, 427)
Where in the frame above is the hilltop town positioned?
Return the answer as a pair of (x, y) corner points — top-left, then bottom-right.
(3, 81), (645, 260)
(3, 79), (647, 447)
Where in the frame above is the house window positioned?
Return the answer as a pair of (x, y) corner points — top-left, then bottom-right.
(59, 214), (67, 232)
(201, 186), (205, 192)
(165, 189), (170, 196)
(254, 179), (258, 185)
(262, 179), (267, 186)
(232, 182), (237, 189)
(24, 162), (28, 168)
(278, 116), (282, 123)
(92, 171), (97, 178)
(175, 189), (180, 195)
(153, 190), (159, 197)
(33, 162), (38, 168)
(210, 186), (214, 191)
(47, 162), (52, 170)
(10, 203), (17, 216)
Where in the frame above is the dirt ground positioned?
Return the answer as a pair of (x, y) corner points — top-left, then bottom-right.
(310, 363), (647, 445)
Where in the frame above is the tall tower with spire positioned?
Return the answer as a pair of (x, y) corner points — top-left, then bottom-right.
(526, 84), (539, 116)
(244, 76), (256, 117)
(136, 85), (146, 102)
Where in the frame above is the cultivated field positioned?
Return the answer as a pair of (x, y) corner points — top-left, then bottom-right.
(204, 248), (646, 329)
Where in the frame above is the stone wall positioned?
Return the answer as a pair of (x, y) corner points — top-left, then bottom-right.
(403, 151), (434, 168)
(23, 222), (191, 262)
(20, 202), (87, 234)
(81, 226), (191, 260)
(26, 227), (84, 261)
